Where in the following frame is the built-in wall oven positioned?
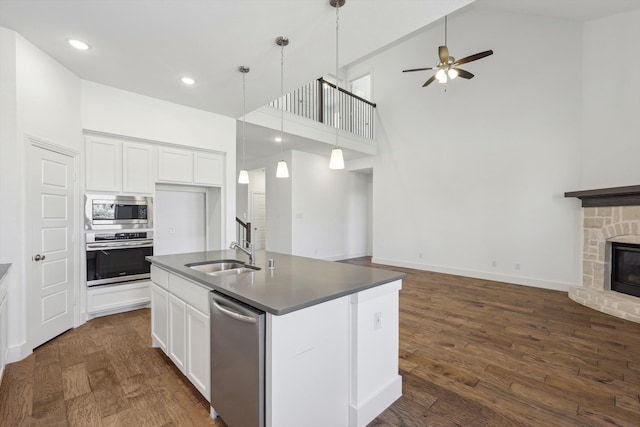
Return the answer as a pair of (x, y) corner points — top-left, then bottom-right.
(85, 195), (153, 230)
(86, 231), (153, 287)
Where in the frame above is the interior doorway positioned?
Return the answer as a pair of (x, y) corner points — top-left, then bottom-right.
(251, 191), (266, 250)
(27, 138), (78, 349)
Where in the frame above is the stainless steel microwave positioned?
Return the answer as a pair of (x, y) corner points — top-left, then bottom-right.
(85, 195), (153, 230)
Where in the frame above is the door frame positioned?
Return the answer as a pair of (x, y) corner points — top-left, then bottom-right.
(26, 134), (81, 350)
(249, 190), (266, 250)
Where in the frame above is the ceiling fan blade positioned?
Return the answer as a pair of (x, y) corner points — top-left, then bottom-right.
(454, 68), (474, 79)
(452, 50), (493, 66)
(422, 75), (437, 87)
(402, 67), (433, 73)
(438, 46), (449, 64)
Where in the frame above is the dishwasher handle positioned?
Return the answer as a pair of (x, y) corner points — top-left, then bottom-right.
(211, 298), (257, 324)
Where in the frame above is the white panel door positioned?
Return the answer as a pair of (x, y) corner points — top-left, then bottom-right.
(29, 145), (75, 349)
(251, 192), (266, 250)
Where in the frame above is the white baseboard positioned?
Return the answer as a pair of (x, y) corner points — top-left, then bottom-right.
(323, 252), (370, 262)
(372, 257), (574, 292)
(7, 342), (31, 364)
(349, 375), (402, 427)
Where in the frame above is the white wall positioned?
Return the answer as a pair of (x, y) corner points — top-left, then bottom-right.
(81, 81), (237, 245)
(0, 29), (83, 360)
(291, 151), (370, 260)
(347, 9), (584, 290)
(581, 9), (640, 188)
(265, 151), (293, 254)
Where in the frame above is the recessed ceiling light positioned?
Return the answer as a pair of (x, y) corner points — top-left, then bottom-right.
(275, 137), (282, 142)
(68, 39), (89, 50)
(181, 77), (196, 86)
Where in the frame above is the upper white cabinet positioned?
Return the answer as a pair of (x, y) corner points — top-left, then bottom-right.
(158, 146), (223, 186)
(122, 142), (154, 194)
(157, 147), (193, 183)
(86, 136), (154, 194)
(194, 151), (223, 186)
(86, 136), (121, 191)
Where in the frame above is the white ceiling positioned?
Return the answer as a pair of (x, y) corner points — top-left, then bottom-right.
(475, 0), (640, 22)
(0, 0), (473, 118)
(2, 0), (639, 165)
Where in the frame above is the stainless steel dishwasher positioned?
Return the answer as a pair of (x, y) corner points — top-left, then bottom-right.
(210, 291), (265, 427)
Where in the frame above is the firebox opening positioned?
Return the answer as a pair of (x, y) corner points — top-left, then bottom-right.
(611, 242), (640, 298)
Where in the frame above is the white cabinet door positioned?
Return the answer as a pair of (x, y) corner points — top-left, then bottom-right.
(168, 293), (187, 373)
(122, 141), (154, 194)
(158, 147), (193, 183)
(0, 290), (7, 380)
(193, 151), (223, 186)
(86, 137), (121, 191)
(186, 305), (211, 401)
(151, 283), (169, 353)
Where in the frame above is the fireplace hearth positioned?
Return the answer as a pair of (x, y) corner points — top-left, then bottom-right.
(611, 243), (640, 298)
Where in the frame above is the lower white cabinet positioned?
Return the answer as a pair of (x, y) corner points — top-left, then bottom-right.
(186, 304), (210, 397)
(150, 284), (169, 352)
(150, 266), (210, 401)
(168, 293), (187, 372)
(87, 281), (151, 314)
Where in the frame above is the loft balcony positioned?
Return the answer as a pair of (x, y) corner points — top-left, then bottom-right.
(241, 77), (377, 168)
(268, 77), (376, 140)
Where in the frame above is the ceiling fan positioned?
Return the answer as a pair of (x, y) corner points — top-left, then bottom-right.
(403, 15), (493, 88)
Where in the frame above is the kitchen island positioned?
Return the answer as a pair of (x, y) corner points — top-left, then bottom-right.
(147, 250), (405, 427)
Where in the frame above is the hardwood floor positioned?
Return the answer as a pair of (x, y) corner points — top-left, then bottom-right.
(2, 258), (640, 426)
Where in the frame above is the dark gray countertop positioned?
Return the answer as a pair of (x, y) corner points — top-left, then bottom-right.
(147, 250), (406, 315)
(0, 264), (10, 284)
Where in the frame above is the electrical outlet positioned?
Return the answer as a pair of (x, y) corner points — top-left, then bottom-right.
(492, 260), (497, 267)
(374, 312), (382, 331)
(515, 263), (521, 270)
(418, 252), (423, 259)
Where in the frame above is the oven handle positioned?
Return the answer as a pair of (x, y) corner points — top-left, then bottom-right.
(86, 240), (154, 251)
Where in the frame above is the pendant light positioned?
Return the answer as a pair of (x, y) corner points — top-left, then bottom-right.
(275, 36), (289, 179)
(329, 0), (345, 170)
(238, 66), (250, 184)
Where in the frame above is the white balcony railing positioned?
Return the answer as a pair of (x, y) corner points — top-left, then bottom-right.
(269, 78), (376, 140)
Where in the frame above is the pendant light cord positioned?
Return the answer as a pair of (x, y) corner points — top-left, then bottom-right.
(242, 71), (246, 170)
(280, 40), (285, 155)
(335, 1), (340, 148)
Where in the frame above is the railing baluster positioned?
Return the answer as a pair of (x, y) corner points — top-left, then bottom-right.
(269, 77), (375, 140)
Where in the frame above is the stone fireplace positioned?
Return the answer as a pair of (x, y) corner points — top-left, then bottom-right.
(565, 186), (640, 323)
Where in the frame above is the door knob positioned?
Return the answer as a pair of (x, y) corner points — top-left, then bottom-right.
(33, 254), (46, 261)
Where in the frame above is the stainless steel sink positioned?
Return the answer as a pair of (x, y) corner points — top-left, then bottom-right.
(185, 259), (261, 276)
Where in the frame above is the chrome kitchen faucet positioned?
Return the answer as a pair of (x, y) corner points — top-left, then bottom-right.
(230, 240), (255, 265)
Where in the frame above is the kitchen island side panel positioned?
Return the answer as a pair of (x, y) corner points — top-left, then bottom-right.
(266, 295), (350, 427)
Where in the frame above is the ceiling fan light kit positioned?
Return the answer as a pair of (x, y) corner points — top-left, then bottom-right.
(402, 15), (493, 89)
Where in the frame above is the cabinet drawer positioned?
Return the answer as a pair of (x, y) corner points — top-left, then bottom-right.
(169, 274), (210, 314)
(151, 265), (169, 290)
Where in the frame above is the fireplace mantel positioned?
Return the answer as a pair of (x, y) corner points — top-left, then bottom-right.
(565, 185), (640, 207)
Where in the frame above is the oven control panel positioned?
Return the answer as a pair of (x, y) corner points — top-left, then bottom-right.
(94, 232), (148, 241)
(86, 230), (154, 243)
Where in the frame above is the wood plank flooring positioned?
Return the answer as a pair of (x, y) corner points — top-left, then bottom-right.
(1, 258), (640, 426)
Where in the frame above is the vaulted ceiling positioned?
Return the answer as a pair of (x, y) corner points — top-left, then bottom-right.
(1, 0), (638, 121)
